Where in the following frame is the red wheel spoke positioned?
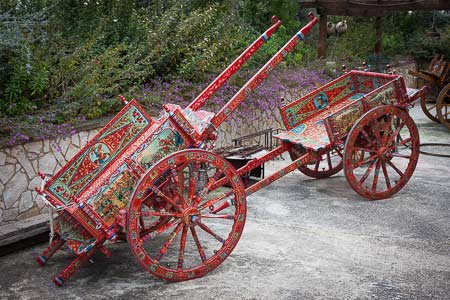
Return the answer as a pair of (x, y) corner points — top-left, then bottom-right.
(381, 160), (391, 189)
(197, 221), (225, 244)
(381, 114), (393, 145)
(194, 168), (224, 206)
(353, 147), (376, 153)
(208, 176), (230, 194)
(358, 159), (377, 184)
(386, 121), (405, 146)
(170, 165), (187, 208)
(327, 152), (332, 170)
(140, 211), (180, 218)
(390, 153), (411, 159)
(142, 178), (170, 205)
(154, 223), (183, 262)
(398, 137), (412, 146)
(354, 153), (378, 168)
(150, 185), (182, 211)
(187, 163), (199, 202)
(190, 227), (207, 262)
(200, 214), (235, 220)
(314, 159), (320, 172)
(371, 159), (381, 192)
(370, 120), (383, 146)
(387, 160), (404, 177)
(139, 215), (145, 229)
(360, 129), (373, 146)
(177, 225), (188, 269)
(140, 219), (180, 241)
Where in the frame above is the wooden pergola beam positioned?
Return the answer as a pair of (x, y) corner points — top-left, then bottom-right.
(299, 0), (450, 15)
(299, 0), (450, 57)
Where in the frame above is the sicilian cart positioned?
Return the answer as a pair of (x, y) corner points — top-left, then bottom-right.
(408, 55), (450, 130)
(35, 13), (426, 286)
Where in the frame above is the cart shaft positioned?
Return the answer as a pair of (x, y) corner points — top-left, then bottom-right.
(210, 13), (318, 128)
(187, 17), (282, 111)
(245, 150), (312, 196)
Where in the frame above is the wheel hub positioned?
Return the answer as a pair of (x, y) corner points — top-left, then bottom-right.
(181, 207), (200, 226)
(377, 146), (389, 160)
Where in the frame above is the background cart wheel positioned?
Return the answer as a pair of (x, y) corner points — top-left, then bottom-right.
(343, 105), (420, 200)
(436, 83), (450, 130)
(420, 93), (440, 123)
(127, 149), (246, 281)
(289, 144), (343, 178)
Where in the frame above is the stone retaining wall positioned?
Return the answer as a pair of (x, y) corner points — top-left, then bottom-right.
(0, 129), (99, 225)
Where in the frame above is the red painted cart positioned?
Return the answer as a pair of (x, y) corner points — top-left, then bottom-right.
(35, 13), (426, 286)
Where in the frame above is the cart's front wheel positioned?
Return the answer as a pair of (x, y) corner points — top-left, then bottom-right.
(289, 144), (343, 178)
(343, 105), (420, 200)
(127, 149), (246, 281)
(436, 83), (450, 130)
(420, 93), (440, 123)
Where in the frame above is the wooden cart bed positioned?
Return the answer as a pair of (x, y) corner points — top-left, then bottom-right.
(274, 71), (422, 151)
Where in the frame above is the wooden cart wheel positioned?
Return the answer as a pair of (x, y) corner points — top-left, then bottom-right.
(436, 83), (450, 130)
(343, 105), (420, 200)
(420, 93), (440, 123)
(289, 144), (343, 178)
(127, 149), (246, 281)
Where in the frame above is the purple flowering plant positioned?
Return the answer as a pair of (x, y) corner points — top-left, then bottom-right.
(3, 65), (329, 147)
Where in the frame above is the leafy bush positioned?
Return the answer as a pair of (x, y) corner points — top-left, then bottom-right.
(1, 1), (449, 146)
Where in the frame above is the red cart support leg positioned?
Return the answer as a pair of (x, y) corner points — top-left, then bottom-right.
(35, 236), (65, 266)
(52, 247), (98, 287)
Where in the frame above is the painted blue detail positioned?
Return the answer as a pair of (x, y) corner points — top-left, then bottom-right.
(38, 255), (48, 264)
(349, 93), (365, 100)
(291, 123), (307, 135)
(296, 32), (305, 40)
(313, 92), (328, 109)
(262, 33), (269, 41)
(54, 276), (64, 286)
(372, 78), (380, 89)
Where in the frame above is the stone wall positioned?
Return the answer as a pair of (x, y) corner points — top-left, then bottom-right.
(0, 129), (99, 225)
(216, 108), (284, 148)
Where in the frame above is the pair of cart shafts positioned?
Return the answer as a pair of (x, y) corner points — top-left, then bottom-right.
(35, 13), (426, 286)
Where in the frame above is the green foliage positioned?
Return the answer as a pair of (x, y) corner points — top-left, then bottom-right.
(1, 0), (449, 146)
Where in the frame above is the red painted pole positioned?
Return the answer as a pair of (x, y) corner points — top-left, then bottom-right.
(210, 13), (318, 128)
(187, 16), (282, 111)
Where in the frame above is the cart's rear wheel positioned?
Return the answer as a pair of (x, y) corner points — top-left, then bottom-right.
(127, 149), (246, 281)
(343, 105), (420, 200)
(289, 144), (343, 178)
(436, 83), (450, 130)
